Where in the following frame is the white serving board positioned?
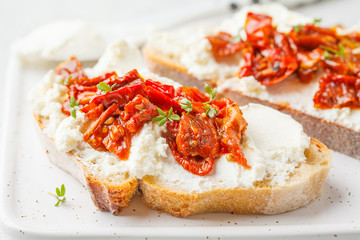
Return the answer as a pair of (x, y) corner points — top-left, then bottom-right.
(0, 54), (360, 240)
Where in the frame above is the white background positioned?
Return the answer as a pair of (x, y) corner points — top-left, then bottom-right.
(1, 0), (360, 239)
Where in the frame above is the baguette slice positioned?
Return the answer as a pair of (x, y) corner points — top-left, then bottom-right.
(32, 40), (331, 217)
(140, 138), (330, 217)
(36, 105), (331, 217)
(143, 45), (360, 160)
(34, 114), (138, 215)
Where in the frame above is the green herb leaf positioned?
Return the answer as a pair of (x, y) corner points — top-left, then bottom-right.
(60, 184), (65, 196)
(338, 44), (345, 56)
(152, 116), (164, 122)
(322, 50), (333, 59)
(68, 95), (82, 118)
(180, 98), (193, 114)
(294, 24), (302, 33)
(70, 108), (76, 118)
(63, 76), (72, 85)
(159, 118), (167, 126)
(204, 85), (217, 103)
(48, 184), (67, 207)
(152, 107), (180, 126)
(156, 107), (166, 116)
(168, 107), (173, 116)
(170, 114), (180, 121)
(97, 82), (111, 93)
(203, 106), (218, 118)
(313, 18), (322, 24)
(321, 44), (345, 59)
(207, 107), (218, 118)
(69, 95), (76, 107)
(202, 85), (218, 117)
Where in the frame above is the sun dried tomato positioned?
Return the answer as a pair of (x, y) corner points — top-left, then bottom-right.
(54, 56), (87, 81)
(291, 24), (338, 51)
(219, 104), (249, 168)
(122, 95), (158, 133)
(296, 48), (323, 82)
(75, 72), (117, 86)
(175, 112), (220, 159)
(89, 83), (145, 109)
(146, 85), (181, 111)
(237, 13), (298, 86)
(175, 86), (210, 103)
(83, 104), (120, 150)
(168, 139), (214, 176)
(313, 74), (360, 109)
(206, 32), (243, 58)
(102, 117), (131, 160)
(61, 84), (98, 116)
(145, 79), (175, 98)
(244, 12), (273, 49)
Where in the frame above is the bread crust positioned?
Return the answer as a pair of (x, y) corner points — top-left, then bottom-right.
(140, 138), (331, 217)
(33, 69), (331, 217)
(143, 45), (360, 159)
(34, 114), (138, 215)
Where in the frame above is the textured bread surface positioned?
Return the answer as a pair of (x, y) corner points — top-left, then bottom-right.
(140, 138), (331, 217)
(35, 114), (138, 215)
(143, 45), (360, 159)
(34, 89), (331, 218)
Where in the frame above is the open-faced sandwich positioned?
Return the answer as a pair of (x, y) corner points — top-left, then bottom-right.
(31, 41), (331, 217)
(143, 3), (360, 159)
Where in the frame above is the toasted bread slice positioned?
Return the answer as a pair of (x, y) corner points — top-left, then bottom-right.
(143, 45), (360, 159)
(34, 114), (138, 215)
(36, 108), (330, 217)
(140, 138), (330, 217)
(31, 40), (331, 217)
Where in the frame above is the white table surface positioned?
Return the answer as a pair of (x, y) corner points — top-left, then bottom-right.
(1, 0), (360, 239)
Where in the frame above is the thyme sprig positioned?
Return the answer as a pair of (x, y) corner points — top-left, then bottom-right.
(97, 82), (114, 94)
(203, 85), (218, 118)
(63, 76), (72, 85)
(180, 98), (193, 114)
(152, 107), (180, 126)
(68, 95), (81, 118)
(48, 184), (66, 207)
(321, 44), (345, 59)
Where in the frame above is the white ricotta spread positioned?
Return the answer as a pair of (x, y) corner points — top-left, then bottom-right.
(15, 20), (106, 62)
(148, 3), (360, 133)
(29, 70), (67, 137)
(32, 40), (310, 193)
